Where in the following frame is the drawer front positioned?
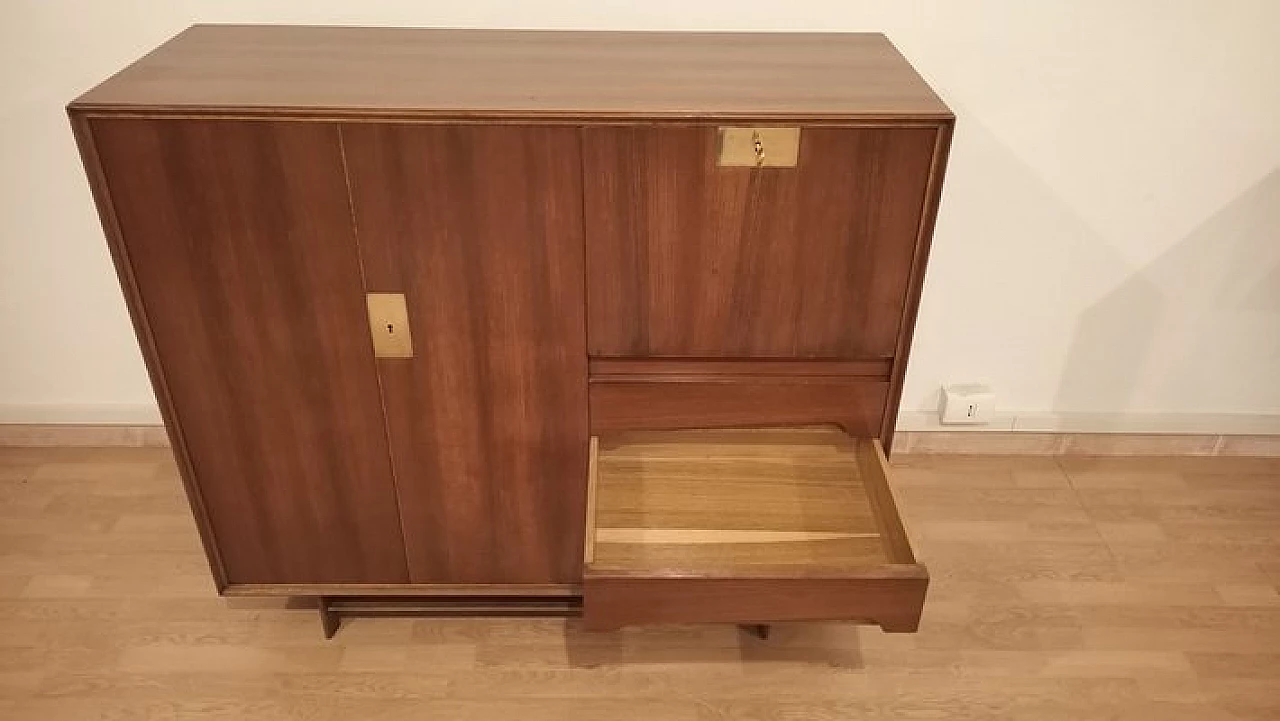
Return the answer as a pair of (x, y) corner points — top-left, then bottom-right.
(584, 125), (939, 359)
(585, 576), (927, 630)
(589, 376), (888, 436)
(582, 428), (927, 632)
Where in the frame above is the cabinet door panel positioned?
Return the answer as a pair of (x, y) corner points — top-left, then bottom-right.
(343, 124), (588, 584)
(91, 119), (408, 584)
(585, 126), (937, 358)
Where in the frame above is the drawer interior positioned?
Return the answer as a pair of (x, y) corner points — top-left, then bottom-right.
(583, 426), (927, 631)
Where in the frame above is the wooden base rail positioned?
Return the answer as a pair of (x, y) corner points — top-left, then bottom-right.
(312, 595), (782, 641)
(316, 595), (583, 639)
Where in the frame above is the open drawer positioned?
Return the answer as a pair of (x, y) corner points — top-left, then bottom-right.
(582, 427), (927, 632)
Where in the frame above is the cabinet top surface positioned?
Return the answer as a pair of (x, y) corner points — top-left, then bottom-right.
(71, 25), (951, 120)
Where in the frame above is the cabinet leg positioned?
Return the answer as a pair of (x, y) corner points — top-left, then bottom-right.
(878, 608), (923, 633)
(879, 619), (921, 633)
(318, 597), (340, 639)
(740, 624), (770, 640)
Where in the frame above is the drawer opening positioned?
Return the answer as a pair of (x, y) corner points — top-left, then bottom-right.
(582, 426), (927, 632)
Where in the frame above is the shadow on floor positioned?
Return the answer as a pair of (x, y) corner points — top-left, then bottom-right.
(561, 620), (867, 668)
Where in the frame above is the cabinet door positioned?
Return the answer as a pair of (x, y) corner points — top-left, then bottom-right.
(90, 119), (408, 584)
(342, 124), (588, 584)
(584, 126), (938, 359)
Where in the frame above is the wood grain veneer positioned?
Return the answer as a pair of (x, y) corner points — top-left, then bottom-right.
(67, 114), (229, 589)
(588, 358), (892, 379)
(84, 118), (409, 584)
(587, 428), (900, 573)
(584, 576), (929, 632)
(341, 123), (589, 585)
(71, 25), (951, 120)
(224, 584), (579, 597)
(584, 125), (938, 359)
(589, 378), (888, 435)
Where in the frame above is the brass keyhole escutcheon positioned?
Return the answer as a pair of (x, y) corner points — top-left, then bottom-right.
(366, 293), (414, 358)
(717, 127), (800, 168)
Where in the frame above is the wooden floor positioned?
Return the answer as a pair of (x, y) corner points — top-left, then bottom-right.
(1, 447), (1278, 720)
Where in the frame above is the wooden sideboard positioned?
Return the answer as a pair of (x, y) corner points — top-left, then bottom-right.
(69, 25), (953, 636)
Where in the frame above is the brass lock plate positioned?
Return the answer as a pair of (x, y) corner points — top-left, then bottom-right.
(717, 127), (801, 168)
(366, 293), (413, 358)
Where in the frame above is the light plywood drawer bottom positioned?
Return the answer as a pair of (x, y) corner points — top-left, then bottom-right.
(582, 427), (927, 632)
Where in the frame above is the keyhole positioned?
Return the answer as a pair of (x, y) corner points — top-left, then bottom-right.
(753, 134), (765, 166)
(386, 323), (395, 335)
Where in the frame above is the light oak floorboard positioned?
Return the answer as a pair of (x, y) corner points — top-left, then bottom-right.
(0, 447), (1277, 720)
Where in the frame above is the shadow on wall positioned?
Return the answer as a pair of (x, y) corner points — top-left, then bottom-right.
(1056, 167), (1280, 414)
(905, 108), (1122, 413)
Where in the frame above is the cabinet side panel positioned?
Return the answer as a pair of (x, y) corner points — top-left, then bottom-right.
(69, 112), (228, 589)
(89, 118), (409, 584)
(880, 122), (954, 451)
(343, 124), (589, 584)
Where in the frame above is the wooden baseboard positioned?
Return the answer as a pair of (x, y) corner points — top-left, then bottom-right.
(895, 410), (1280, 435)
(2, 423), (1276, 457)
(0, 423), (170, 447)
(893, 431), (1280, 457)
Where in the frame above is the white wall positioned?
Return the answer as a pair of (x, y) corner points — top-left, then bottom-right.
(3, 1), (1278, 428)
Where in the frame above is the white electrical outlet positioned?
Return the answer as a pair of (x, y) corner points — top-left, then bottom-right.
(939, 383), (995, 425)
